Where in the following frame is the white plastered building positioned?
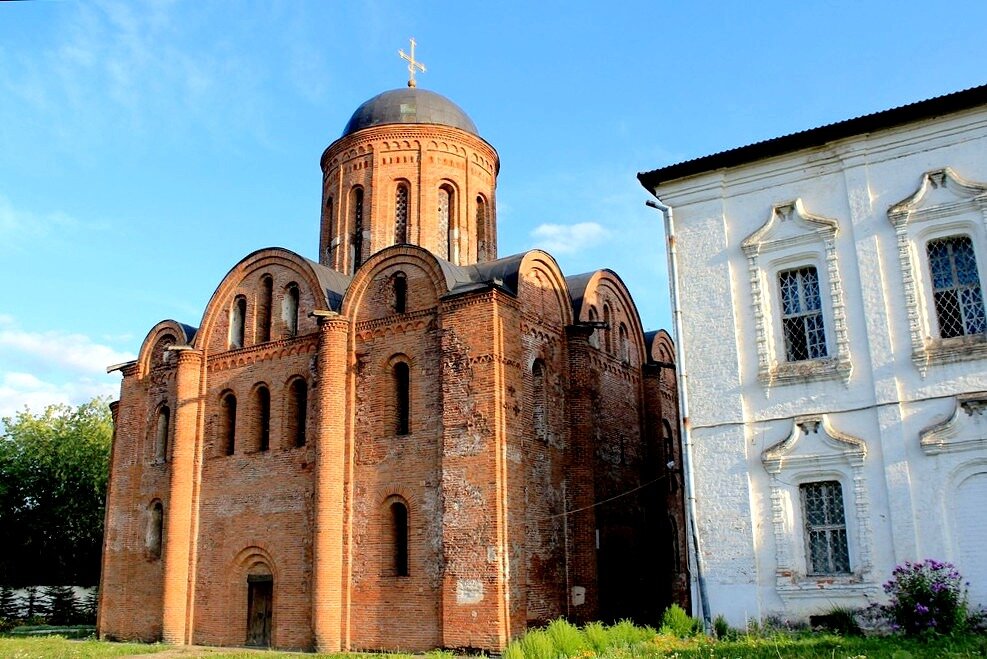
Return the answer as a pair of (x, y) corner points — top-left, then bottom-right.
(639, 86), (987, 624)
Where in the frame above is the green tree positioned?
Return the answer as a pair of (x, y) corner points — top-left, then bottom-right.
(0, 398), (113, 586)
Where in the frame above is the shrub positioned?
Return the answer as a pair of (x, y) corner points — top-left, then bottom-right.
(660, 604), (701, 637)
(883, 559), (968, 635)
(502, 638), (525, 659)
(582, 620), (609, 653)
(545, 618), (585, 656)
(519, 628), (555, 659)
(712, 613), (732, 639)
(606, 619), (653, 647)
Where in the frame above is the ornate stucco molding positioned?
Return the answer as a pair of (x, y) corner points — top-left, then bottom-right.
(919, 392), (987, 455)
(761, 415), (876, 602)
(742, 200), (851, 386)
(887, 168), (987, 374)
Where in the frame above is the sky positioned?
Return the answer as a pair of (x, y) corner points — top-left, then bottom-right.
(2, 0), (987, 417)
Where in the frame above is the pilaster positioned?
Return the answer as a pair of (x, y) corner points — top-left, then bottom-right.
(312, 317), (350, 652)
(161, 349), (202, 644)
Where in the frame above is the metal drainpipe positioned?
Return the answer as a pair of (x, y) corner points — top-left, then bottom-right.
(646, 197), (711, 631)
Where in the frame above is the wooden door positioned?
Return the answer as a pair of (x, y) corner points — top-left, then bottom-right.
(246, 577), (273, 647)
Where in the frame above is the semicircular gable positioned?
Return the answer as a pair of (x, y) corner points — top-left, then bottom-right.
(517, 250), (574, 328)
(649, 328), (675, 365)
(196, 248), (333, 354)
(137, 320), (196, 378)
(580, 269), (648, 365)
(341, 244), (449, 321)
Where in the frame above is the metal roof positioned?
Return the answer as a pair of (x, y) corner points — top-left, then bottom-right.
(638, 84), (987, 191)
(342, 87), (479, 137)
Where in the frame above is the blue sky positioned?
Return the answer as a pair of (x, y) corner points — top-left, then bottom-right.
(2, 1), (987, 416)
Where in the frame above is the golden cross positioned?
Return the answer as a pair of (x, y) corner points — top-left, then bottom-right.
(399, 38), (426, 88)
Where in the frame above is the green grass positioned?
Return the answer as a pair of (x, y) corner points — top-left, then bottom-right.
(0, 635), (169, 657)
(2, 627), (987, 658)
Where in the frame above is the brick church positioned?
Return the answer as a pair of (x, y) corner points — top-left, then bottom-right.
(98, 69), (687, 651)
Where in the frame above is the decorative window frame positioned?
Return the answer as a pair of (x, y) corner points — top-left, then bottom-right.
(742, 200), (851, 386)
(887, 168), (987, 374)
(761, 415), (877, 603)
(919, 391), (987, 455)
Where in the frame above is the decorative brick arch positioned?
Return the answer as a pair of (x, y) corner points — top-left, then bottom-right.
(576, 269), (648, 365)
(517, 250), (575, 328)
(196, 248), (332, 355)
(136, 320), (195, 379)
(341, 244), (449, 319)
(650, 328), (675, 365)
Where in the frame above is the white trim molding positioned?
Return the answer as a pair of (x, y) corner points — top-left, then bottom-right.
(742, 200), (852, 386)
(887, 168), (987, 373)
(920, 392), (987, 455)
(761, 415), (877, 603)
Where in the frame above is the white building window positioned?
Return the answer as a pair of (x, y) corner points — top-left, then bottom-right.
(779, 267), (828, 362)
(800, 481), (850, 575)
(742, 200), (850, 385)
(762, 416), (877, 602)
(927, 236), (985, 338)
(888, 168), (987, 371)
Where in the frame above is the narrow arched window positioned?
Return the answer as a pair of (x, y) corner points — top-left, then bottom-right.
(603, 304), (613, 354)
(286, 378), (308, 448)
(284, 283), (300, 338)
(390, 500), (409, 577)
(258, 275), (273, 343)
(221, 392), (237, 456)
(619, 323), (630, 363)
(437, 185), (452, 261)
(394, 361), (410, 435)
(476, 195), (487, 261)
(352, 187), (365, 272)
(393, 272), (407, 314)
(154, 404), (170, 462)
(532, 360), (546, 442)
(663, 420), (677, 493)
(588, 307), (600, 348)
(325, 196), (334, 255)
(230, 296), (247, 349)
(256, 386), (271, 452)
(395, 183), (409, 244)
(147, 501), (164, 560)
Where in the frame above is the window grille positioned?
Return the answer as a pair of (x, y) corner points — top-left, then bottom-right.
(437, 186), (451, 260)
(927, 236), (986, 338)
(779, 267), (828, 361)
(352, 188), (364, 271)
(395, 185), (409, 244)
(476, 196), (487, 260)
(800, 481), (850, 575)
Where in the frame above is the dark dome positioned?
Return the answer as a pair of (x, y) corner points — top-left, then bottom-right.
(342, 88), (479, 137)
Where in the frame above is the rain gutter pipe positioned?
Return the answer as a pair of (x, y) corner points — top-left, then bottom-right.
(645, 197), (711, 631)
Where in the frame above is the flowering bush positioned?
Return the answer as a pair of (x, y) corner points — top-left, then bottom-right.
(883, 559), (968, 635)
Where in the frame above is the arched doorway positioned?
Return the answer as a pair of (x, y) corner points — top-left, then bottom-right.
(246, 574), (273, 647)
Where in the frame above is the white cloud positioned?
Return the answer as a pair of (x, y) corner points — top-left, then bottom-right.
(0, 373), (119, 419)
(0, 316), (134, 417)
(0, 194), (86, 247)
(529, 221), (611, 255)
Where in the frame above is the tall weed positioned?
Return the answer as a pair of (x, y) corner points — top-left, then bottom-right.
(546, 618), (586, 656)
